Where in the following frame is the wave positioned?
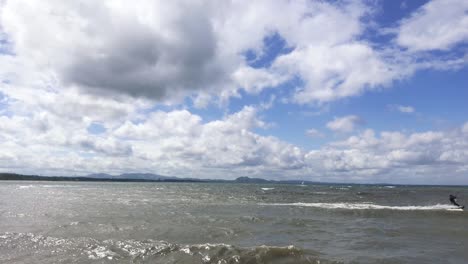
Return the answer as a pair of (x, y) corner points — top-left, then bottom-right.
(260, 202), (463, 211)
(0, 232), (339, 263)
(39, 184), (77, 188)
(261, 187), (275, 191)
(18, 185), (34, 189)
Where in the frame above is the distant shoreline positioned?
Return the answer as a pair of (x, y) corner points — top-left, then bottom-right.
(1, 173), (467, 187)
(0, 173), (205, 183)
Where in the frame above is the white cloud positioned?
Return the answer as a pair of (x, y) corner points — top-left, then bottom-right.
(462, 122), (468, 134)
(397, 0), (468, 51)
(1, 93), (468, 183)
(390, 104), (415, 113)
(0, 0), (467, 184)
(232, 66), (286, 94)
(326, 115), (364, 133)
(0, 0), (408, 105)
(0, 102), (307, 178)
(113, 106), (306, 177)
(398, 106), (414, 113)
(306, 129), (324, 138)
(306, 124), (468, 184)
(0, 0), (465, 109)
(275, 42), (401, 104)
(1, 0), (234, 102)
(232, 0), (406, 104)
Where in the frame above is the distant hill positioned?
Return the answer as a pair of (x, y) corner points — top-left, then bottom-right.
(87, 173), (113, 178)
(0, 173), (323, 185)
(87, 173), (204, 182)
(117, 173), (178, 181)
(235, 176), (271, 183)
(1, 173), (462, 186)
(0, 173), (202, 183)
(0, 172), (295, 184)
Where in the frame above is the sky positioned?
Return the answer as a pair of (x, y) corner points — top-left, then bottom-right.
(0, 0), (467, 184)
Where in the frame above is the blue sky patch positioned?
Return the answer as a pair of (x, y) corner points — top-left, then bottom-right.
(87, 123), (107, 135)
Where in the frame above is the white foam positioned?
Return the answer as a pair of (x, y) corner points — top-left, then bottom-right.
(260, 202), (463, 211)
(261, 188), (275, 191)
(447, 208), (464, 211)
(180, 247), (191, 254)
(40, 184), (75, 188)
(87, 246), (118, 260)
(18, 185), (34, 189)
(331, 187), (349, 190)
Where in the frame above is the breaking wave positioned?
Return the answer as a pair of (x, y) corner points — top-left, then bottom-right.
(260, 202), (463, 211)
(0, 232), (340, 264)
(17, 185), (34, 189)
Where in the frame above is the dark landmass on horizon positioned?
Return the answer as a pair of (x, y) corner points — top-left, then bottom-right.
(0, 173), (203, 183)
(0, 172), (465, 186)
(0, 172), (335, 185)
(0, 172), (313, 184)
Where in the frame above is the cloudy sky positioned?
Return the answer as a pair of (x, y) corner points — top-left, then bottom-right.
(0, 0), (467, 184)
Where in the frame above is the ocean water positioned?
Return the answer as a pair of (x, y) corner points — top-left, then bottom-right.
(0, 181), (467, 263)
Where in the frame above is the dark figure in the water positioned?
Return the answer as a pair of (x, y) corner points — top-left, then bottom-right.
(449, 194), (464, 209)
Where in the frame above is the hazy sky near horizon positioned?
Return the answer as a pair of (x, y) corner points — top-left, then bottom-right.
(0, 0), (467, 184)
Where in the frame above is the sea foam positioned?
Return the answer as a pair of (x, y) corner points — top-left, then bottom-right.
(260, 202), (462, 211)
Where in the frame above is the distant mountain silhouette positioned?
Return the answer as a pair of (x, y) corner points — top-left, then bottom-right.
(117, 173), (177, 181)
(0, 172), (201, 183)
(1, 172), (406, 186)
(88, 173), (204, 182)
(87, 173), (113, 178)
(235, 176), (271, 183)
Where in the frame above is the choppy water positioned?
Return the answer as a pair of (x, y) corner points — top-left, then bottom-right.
(0, 181), (467, 263)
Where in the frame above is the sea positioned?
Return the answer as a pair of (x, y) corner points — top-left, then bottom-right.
(0, 181), (467, 263)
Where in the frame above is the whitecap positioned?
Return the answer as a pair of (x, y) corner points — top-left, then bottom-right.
(261, 188), (275, 191)
(260, 202), (463, 211)
(180, 247), (191, 254)
(40, 185), (75, 188)
(87, 246), (118, 260)
(18, 185), (34, 189)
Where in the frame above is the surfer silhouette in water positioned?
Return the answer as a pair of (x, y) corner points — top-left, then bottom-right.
(449, 194), (464, 209)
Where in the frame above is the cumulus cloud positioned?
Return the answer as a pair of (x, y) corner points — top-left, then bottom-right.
(113, 106), (304, 175)
(397, 0), (468, 51)
(0, 0), (413, 105)
(1, 1), (231, 101)
(326, 115), (364, 133)
(276, 43), (401, 103)
(0, 0), (467, 184)
(1, 94), (468, 183)
(0, 102), (306, 178)
(306, 125), (468, 183)
(232, 0), (405, 104)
